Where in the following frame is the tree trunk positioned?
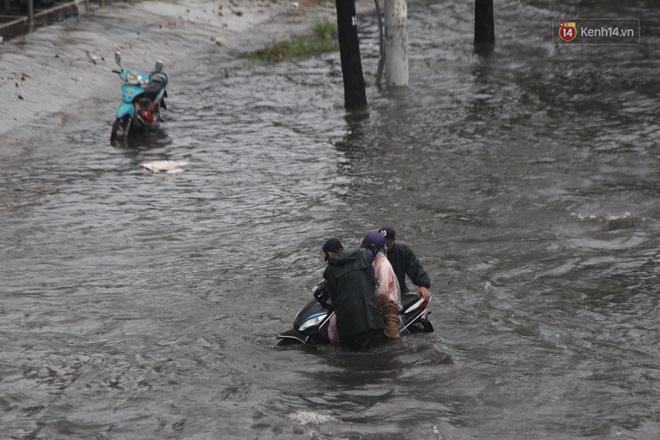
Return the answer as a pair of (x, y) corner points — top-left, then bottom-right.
(474, 0), (495, 55)
(335, 0), (367, 109)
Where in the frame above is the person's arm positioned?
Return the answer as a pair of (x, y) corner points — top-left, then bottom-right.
(322, 267), (335, 295)
(404, 247), (430, 287)
(404, 246), (431, 301)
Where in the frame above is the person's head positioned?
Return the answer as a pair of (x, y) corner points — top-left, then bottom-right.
(361, 232), (387, 259)
(322, 238), (343, 261)
(378, 226), (396, 251)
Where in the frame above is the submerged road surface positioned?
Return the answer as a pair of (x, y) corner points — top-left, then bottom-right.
(1, 0), (659, 438)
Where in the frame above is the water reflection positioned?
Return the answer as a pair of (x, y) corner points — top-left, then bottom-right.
(115, 127), (172, 151)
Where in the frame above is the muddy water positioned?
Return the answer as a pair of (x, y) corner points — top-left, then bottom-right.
(1, 0), (659, 439)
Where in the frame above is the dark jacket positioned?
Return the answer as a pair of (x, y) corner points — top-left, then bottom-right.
(386, 243), (431, 293)
(323, 249), (385, 346)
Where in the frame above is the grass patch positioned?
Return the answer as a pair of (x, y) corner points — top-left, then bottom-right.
(244, 18), (339, 62)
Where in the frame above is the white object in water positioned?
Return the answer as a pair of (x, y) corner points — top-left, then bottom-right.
(140, 160), (189, 174)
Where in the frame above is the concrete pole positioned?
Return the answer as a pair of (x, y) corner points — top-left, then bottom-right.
(384, 0), (408, 87)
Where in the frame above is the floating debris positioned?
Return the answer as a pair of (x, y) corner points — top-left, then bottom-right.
(139, 160), (189, 174)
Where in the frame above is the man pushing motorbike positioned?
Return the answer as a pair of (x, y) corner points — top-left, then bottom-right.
(378, 226), (431, 305)
(322, 231), (407, 348)
(322, 238), (385, 350)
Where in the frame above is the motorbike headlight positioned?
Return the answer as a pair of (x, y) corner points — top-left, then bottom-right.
(299, 313), (327, 332)
(126, 72), (140, 86)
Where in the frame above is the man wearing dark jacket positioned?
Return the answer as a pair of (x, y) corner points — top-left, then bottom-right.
(322, 238), (385, 350)
(378, 227), (431, 302)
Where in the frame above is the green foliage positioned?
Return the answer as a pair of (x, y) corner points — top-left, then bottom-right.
(244, 18), (338, 62)
(311, 17), (336, 40)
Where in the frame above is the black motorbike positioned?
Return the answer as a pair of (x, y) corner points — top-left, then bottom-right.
(277, 281), (434, 346)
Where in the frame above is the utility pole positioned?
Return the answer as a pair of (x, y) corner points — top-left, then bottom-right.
(335, 0), (367, 109)
(384, 0), (408, 87)
(474, 0), (495, 55)
(28, 0), (34, 33)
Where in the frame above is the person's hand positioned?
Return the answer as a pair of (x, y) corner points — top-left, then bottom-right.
(418, 287), (431, 305)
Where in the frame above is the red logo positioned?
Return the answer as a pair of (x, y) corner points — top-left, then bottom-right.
(558, 22), (578, 42)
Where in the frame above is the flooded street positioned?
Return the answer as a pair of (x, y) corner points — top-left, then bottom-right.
(1, 0), (659, 438)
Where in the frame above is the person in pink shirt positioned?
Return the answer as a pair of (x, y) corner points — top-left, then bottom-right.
(361, 232), (401, 339)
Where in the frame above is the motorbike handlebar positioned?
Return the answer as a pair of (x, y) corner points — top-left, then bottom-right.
(313, 282), (333, 309)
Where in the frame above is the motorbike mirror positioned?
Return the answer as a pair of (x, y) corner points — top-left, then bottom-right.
(154, 60), (163, 72)
(114, 50), (122, 68)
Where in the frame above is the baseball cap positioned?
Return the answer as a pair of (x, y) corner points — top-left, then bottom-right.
(322, 238), (343, 260)
(361, 232), (387, 252)
(378, 226), (396, 241)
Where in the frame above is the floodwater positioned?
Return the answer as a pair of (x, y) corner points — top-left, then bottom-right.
(1, 0), (659, 438)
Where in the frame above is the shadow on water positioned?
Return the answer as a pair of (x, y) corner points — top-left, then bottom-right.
(279, 337), (453, 388)
(112, 127), (172, 151)
(110, 127), (176, 165)
(333, 109), (371, 157)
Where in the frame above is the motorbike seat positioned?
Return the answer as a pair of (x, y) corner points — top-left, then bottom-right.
(401, 292), (422, 310)
(143, 80), (164, 94)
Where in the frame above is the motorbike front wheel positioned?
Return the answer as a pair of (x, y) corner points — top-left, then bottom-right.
(110, 115), (132, 143)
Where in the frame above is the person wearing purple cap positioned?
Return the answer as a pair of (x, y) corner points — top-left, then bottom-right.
(378, 226), (431, 304)
(361, 232), (401, 339)
(322, 238), (385, 350)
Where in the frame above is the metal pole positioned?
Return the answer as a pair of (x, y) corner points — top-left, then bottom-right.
(384, 0), (408, 87)
(374, 0), (385, 87)
(28, 0), (34, 33)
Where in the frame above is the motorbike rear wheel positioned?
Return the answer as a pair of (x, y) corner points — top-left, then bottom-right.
(110, 115), (132, 143)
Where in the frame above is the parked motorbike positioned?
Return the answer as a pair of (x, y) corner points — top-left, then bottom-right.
(277, 281), (434, 346)
(110, 50), (168, 143)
